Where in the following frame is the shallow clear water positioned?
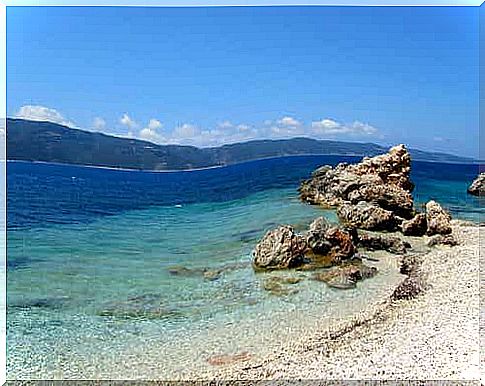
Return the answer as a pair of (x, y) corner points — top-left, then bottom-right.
(6, 156), (483, 379)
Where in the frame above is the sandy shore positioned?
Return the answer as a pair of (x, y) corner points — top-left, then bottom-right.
(198, 221), (481, 381)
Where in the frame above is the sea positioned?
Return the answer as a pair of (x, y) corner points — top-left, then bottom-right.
(6, 155), (483, 379)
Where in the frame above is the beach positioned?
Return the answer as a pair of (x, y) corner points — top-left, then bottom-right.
(197, 221), (481, 381)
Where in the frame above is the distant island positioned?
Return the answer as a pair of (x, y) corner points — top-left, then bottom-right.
(7, 118), (477, 170)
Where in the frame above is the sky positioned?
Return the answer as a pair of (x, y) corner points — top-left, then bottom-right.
(6, 5), (480, 157)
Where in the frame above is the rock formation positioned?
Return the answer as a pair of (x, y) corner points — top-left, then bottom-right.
(425, 200), (452, 236)
(467, 173), (484, 196)
(252, 225), (307, 271)
(299, 144), (415, 231)
(401, 213), (427, 236)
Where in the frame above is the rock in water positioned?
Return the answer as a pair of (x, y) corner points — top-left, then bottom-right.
(425, 200), (452, 236)
(337, 201), (398, 231)
(252, 225), (307, 270)
(300, 144), (415, 231)
(313, 263), (378, 290)
(323, 227), (357, 262)
(357, 233), (411, 254)
(401, 213), (427, 236)
(305, 217), (332, 255)
(467, 173), (485, 196)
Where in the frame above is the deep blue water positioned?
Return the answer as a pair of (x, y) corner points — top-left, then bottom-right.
(7, 156), (483, 230)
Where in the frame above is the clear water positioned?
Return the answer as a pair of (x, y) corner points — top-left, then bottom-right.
(6, 156), (484, 379)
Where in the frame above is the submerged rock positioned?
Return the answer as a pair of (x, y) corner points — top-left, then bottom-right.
(252, 225), (307, 271)
(299, 145), (415, 228)
(425, 200), (452, 236)
(313, 263), (377, 290)
(401, 213), (427, 236)
(337, 201), (398, 231)
(262, 276), (301, 296)
(467, 173), (485, 196)
(207, 352), (252, 366)
(357, 233), (411, 254)
(97, 293), (181, 320)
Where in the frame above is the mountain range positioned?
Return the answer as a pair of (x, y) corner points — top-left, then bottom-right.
(6, 118), (477, 170)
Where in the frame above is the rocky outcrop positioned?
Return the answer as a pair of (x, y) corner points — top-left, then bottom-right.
(467, 173), (484, 196)
(252, 225), (307, 271)
(300, 144), (415, 232)
(401, 213), (427, 236)
(357, 233), (411, 254)
(425, 200), (452, 236)
(337, 201), (398, 231)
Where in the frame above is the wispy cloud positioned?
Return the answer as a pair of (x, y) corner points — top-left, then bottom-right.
(139, 118), (163, 142)
(311, 118), (378, 136)
(92, 117), (106, 130)
(119, 113), (138, 130)
(15, 105), (77, 128)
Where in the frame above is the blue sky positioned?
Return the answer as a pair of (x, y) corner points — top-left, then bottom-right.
(6, 6), (479, 157)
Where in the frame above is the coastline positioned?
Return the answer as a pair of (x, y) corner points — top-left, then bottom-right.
(6, 153), (481, 175)
(195, 221), (481, 381)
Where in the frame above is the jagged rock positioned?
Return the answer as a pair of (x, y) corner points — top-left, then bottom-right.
(398, 254), (421, 275)
(401, 213), (427, 236)
(337, 201), (398, 231)
(305, 217), (332, 255)
(357, 233), (411, 254)
(313, 263), (377, 290)
(427, 234), (458, 247)
(252, 225), (307, 270)
(299, 145), (415, 223)
(467, 173), (485, 196)
(425, 200), (452, 235)
(391, 276), (423, 300)
(323, 227), (357, 262)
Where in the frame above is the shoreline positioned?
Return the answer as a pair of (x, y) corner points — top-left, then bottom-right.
(195, 221), (481, 381)
(6, 153), (481, 174)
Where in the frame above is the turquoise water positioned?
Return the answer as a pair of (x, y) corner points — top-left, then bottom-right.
(6, 157), (483, 379)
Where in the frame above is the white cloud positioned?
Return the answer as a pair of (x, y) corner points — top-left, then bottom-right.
(173, 123), (199, 139)
(138, 119), (164, 142)
(120, 113), (138, 130)
(92, 117), (106, 130)
(15, 105), (76, 127)
(311, 118), (378, 136)
(277, 116), (302, 127)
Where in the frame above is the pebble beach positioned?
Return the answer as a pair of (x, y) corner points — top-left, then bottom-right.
(197, 221), (481, 381)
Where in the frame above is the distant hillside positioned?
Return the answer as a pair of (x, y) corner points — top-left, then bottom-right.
(6, 118), (476, 170)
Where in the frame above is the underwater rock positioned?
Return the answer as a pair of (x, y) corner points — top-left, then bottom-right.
(467, 173), (485, 196)
(357, 233), (411, 254)
(97, 293), (181, 320)
(262, 276), (301, 296)
(313, 263), (377, 290)
(299, 145), (415, 226)
(9, 296), (71, 310)
(252, 225), (307, 271)
(401, 213), (427, 236)
(425, 200), (452, 236)
(207, 352), (252, 366)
